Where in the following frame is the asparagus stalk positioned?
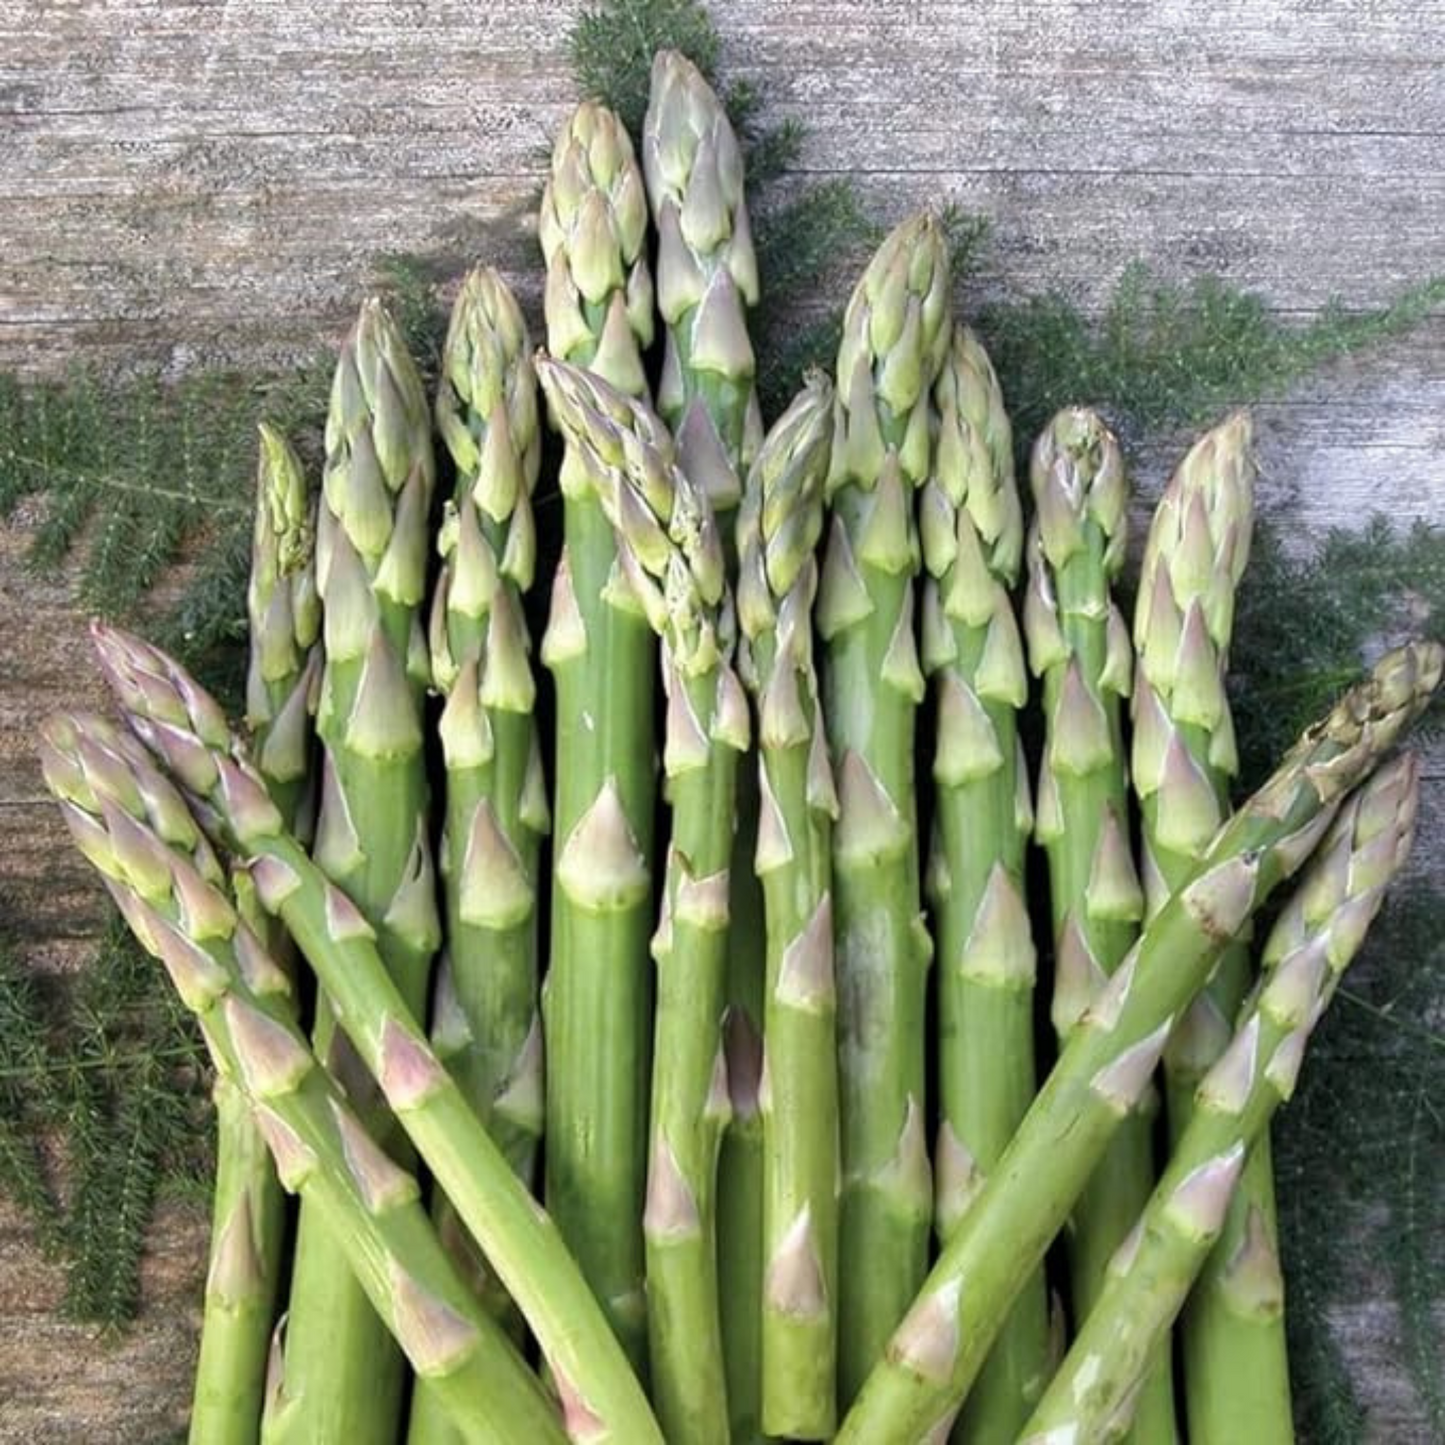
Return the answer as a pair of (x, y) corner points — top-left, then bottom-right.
(39, 713), (566, 1445)
(735, 375), (840, 1438)
(538, 100), (657, 1371)
(821, 213), (951, 1407)
(641, 55), (769, 1436)
(1131, 414), (1293, 1442)
(539, 357), (750, 1445)
(920, 324), (1049, 1442)
(190, 426), (318, 1445)
(91, 623), (664, 1445)
(426, 266), (547, 1298)
(1022, 409), (1177, 1440)
(835, 639), (1443, 1442)
(1022, 752), (1421, 1444)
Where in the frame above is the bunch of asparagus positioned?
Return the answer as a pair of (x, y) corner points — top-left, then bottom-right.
(39, 47), (1441, 1445)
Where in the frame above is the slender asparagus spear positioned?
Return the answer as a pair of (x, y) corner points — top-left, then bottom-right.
(426, 266), (547, 1300)
(1131, 414), (1292, 1442)
(820, 213), (951, 1408)
(539, 357), (750, 1445)
(92, 622), (665, 1445)
(538, 100), (657, 1372)
(641, 55), (769, 1435)
(920, 324), (1049, 1442)
(190, 426), (318, 1445)
(39, 713), (566, 1445)
(736, 375), (840, 1439)
(1022, 752), (1421, 1445)
(1022, 408), (1177, 1441)
(835, 640), (1443, 1442)
(272, 296), (440, 1445)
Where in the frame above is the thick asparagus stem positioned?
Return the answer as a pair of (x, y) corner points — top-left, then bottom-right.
(641, 55), (769, 1436)
(1022, 409), (1176, 1441)
(1132, 415), (1292, 1443)
(540, 358), (749, 1445)
(735, 377), (840, 1438)
(920, 325), (1049, 1443)
(821, 214), (951, 1408)
(39, 714), (566, 1445)
(1022, 753), (1420, 1444)
(190, 425), (318, 1445)
(538, 100), (657, 1371)
(835, 640), (1443, 1442)
(92, 624), (664, 1445)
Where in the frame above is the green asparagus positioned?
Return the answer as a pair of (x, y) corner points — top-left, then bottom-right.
(539, 357), (749, 1445)
(920, 324), (1049, 1443)
(91, 623), (665, 1445)
(821, 213), (951, 1408)
(1022, 751), (1420, 1444)
(1131, 413), (1292, 1443)
(39, 713), (565, 1445)
(836, 639), (1443, 1442)
(538, 99), (658, 1371)
(736, 375), (840, 1438)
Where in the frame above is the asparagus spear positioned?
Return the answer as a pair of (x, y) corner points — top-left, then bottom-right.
(538, 100), (657, 1371)
(1022, 409), (1178, 1440)
(821, 213), (951, 1407)
(91, 623), (664, 1445)
(641, 55), (768, 1435)
(1022, 752), (1421, 1444)
(539, 357), (749, 1445)
(920, 324), (1049, 1442)
(1131, 414), (1292, 1442)
(39, 713), (566, 1445)
(189, 425), (318, 1445)
(835, 639), (1443, 1442)
(427, 265), (546, 1297)
(736, 375), (840, 1439)
(271, 296), (440, 1444)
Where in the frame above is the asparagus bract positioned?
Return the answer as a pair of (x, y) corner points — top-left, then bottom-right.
(736, 376), (840, 1438)
(427, 266), (546, 1299)
(835, 640), (1442, 1442)
(540, 358), (749, 1445)
(91, 624), (665, 1445)
(1022, 752), (1420, 1444)
(921, 325), (1048, 1442)
(1131, 414), (1291, 1442)
(641, 58), (768, 1433)
(539, 101), (658, 1371)
(39, 714), (565, 1445)
(280, 297), (441, 1444)
(821, 214), (951, 1407)
(190, 425), (318, 1445)
(1023, 408), (1177, 1440)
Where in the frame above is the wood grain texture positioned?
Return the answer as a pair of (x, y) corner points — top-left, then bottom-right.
(1, 2), (1441, 1441)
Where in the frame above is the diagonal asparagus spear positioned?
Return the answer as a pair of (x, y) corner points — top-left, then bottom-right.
(189, 424), (319, 1445)
(1131, 414), (1293, 1443)
(272, 297), (441, 1443)
(736, 375), (840, 1439)
(1022, 408), (1177, 1441)
(539, 357), (750, 1445)
(91, 624), (665, 1445)
(836, 639), (1443, 1442)
(920, 324), (1050, 1443)
(426, 266), (547, 1301)
(538, 100), (658, 1372)
(1021, 751), (1420, 1445)
(39, 713), (565, 1445)
(640, 55), (769, 1437)
(821, 213), (952, 1409)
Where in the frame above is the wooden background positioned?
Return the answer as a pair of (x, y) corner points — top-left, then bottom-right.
(2, 1), (1441, 1439)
